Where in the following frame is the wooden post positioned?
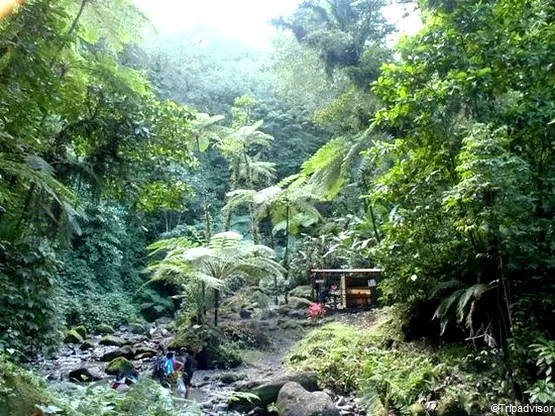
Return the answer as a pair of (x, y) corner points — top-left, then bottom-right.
(341, 275), (346, 309)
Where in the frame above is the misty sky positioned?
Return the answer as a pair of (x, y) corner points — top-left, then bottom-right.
(134, 0), (422, 48)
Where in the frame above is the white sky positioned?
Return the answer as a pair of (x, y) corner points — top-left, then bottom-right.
(134, 0), (422, 49)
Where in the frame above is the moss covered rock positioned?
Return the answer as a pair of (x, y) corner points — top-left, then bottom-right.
(408, 402), (427, 416)
(79, 340), (95, 350)
(169, 324), (241, 369)
(129, 323), (148, 335)
(105, 357), (135, 376)
(95, 323), (115, 335)
(231, 372), (319, 413)
(72, 325), (87, 339)
(100, 346), (135, 362)
(99, 335), (129, 347)
(64, 329), (84, 344)
(437, 396), (468, 416)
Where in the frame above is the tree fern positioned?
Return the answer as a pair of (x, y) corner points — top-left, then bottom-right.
(146, 232), (284, 326)
(433, 283), (496, 335)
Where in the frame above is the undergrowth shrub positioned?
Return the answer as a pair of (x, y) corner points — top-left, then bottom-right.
(0, 239), (62, 354)
(52, 378), (201, 415)
(286, 309), (523, 415)
(361, 346), (439, 413)
(0, 356), (51, 416)
(287, 322), (374, 393)
(63, 292), (140, 329)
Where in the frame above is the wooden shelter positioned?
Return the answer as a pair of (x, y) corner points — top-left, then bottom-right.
(310, 269), (382, 310)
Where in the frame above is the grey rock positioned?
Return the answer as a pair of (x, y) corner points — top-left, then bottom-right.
(214, 403), (228, 412)
(100, 345), (135, 362)
(99, 335), (130, 347)
(68, 367), (102, 382)
(277, 381), (339, 416)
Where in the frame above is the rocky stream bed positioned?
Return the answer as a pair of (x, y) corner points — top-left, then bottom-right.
(31, 304), (370, 416)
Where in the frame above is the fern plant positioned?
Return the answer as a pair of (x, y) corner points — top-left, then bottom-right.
(526, 338), (555, 404)
(146, 232), (285, 326)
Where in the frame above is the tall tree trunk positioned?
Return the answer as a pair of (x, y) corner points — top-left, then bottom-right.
(283, 203), (290, 269)
(249, 203), (260, 244)
(267, 207), (275, 249)
(214, 288), (220, 327)
(49, 0), (89, 68)
(201, 281), (207, 320)
(361, 176), (381, 243)
(369, 204), (381, 243)
(274, 275), (279, 305)
(203, 191), (212, 242)
(223, 162), (238, 231)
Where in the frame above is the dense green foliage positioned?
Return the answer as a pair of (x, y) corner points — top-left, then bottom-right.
(0, 0), (196, 352)
(1, 0), (554, 412)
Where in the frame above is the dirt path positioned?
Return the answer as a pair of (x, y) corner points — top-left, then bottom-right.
(190, 321), (303, 414)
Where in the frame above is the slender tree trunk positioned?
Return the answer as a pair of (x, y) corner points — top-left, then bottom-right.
(369, 204), (381, 243)
(49, 0), (88, 68)
(283, 203), (290, 269)
(361, 176), (381, 243)
(224, 208), (232, 231)
(267, 207), (275, 249)
(274, 275), (279, 305)
(249, 203), (260, 244)
(224, 166), (238, 231)
(201, 281), (207, 319)
(203, 191), (212, 242)
(68, 0), (88, 36)
(214, 288), (220, 327)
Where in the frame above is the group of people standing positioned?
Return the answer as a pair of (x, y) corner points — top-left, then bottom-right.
(152, 348), (196, 398)
(110, 347), (197, 399)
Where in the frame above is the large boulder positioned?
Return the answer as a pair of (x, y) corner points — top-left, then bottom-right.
(79, 340), (95, 350)
(64, 329), (84, 344)
(68, 368), (102, 383)
(277, 382), (339, 416)
(99, 335), (130, 347)
(72, 326), (87, 339)
(133, 346), (157, 358)
(129, 323), (149, 335)
(140, 303), (169, 322)
(287, 297), (313, 310)
(105, 357), (135, 376)
(100, 346), (135, 362)
(95, 324), (115, 335)
(288, 285), (313, 301)
(231, 372), (319, 412)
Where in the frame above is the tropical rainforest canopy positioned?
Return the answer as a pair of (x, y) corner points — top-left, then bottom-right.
(0, 0), (554, 415)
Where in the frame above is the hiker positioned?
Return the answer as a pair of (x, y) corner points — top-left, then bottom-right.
(154, 351), (183, 388)
(176, 349), (196, 399)
(152, 348), (166, 383)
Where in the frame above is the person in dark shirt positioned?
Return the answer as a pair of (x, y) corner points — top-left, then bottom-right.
(176, 349), (196, 398)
